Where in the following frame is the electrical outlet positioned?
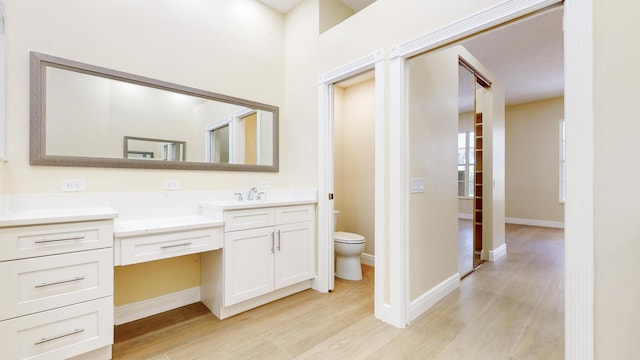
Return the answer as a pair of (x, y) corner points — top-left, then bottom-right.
(260, 180), (271, 189)
(164, 180), (180, 190)
(62, 179), (86, 192)
(410, 178), (425, 193)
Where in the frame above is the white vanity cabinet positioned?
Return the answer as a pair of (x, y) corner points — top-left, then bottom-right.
(201, 204), (315, 319)
(0, 209), (116, 360)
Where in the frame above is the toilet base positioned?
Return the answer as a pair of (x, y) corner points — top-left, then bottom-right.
(335, 256), (362, 281)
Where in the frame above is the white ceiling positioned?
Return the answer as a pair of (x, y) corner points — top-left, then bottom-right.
(462, 6), (564, 106)
(258, 0), (374, 13)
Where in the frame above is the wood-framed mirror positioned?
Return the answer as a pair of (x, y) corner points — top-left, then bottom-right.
(30, 52), (279, 172)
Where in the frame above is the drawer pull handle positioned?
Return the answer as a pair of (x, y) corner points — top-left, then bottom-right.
(34, 328), (84, 345)
(277, 229), (281, 251)
(161, 242), (192, 249)
(35, 276), (85, 288)
(34, 236), (85, 244)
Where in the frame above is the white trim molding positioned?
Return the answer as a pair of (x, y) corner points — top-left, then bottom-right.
(564, 0), (595, 358)
(114, 286), (200, 325)
(488, 243), (507, 261)
(389, 0), (563, 330)
(360, 253), (375, 267)
(390, 0), (560, 59)
(409, 274), (460, 323)
(316, 50), (386, 324)
(505, 217), (564, 229)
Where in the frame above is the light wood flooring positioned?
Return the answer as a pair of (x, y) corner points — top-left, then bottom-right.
(113, 224), (564, 359)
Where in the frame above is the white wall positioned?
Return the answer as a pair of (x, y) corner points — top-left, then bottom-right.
(593, 0), (640, 357)
(2, 0), (285, 194)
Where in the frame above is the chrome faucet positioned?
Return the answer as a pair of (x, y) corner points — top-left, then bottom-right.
(247, 187), (258, 201)
(234, 192), (243, 202)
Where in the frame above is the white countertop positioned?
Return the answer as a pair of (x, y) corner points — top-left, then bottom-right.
(0, 207), (118, 227)
(114, 215), (224, 238)
(200, 198), (317, 211)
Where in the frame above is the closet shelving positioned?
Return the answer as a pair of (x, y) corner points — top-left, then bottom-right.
(473, 113), (483, 256)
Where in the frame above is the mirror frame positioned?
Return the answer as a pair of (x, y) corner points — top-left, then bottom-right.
(30, 51), (279, 172)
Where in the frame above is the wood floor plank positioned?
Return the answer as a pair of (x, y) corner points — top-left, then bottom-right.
(113, 224), (564, 360)
(368, 312), (466, 360)
(297, 316), (400, 360)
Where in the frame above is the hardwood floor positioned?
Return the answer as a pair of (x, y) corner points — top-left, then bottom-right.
(113, 224), (564, 359)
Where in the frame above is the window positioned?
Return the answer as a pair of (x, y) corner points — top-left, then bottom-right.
(458, 131), (475, 197)
(559, 119), (566, 203)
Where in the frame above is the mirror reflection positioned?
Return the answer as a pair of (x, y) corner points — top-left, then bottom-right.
(124, 136), (186, 161)
(31, 52), (279, 171)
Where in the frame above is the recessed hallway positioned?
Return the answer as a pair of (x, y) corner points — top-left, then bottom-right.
(113, 224), (563, 359)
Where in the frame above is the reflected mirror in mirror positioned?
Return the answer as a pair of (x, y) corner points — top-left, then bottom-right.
(30, 52), (279, 171)
(124, 136), (186, 161)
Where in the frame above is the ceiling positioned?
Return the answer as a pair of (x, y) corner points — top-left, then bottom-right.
(258, 1), (564, 106)
(258, 0), (374, 13)
(462, 6), (564, 106)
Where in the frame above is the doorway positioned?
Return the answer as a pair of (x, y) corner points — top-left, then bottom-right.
(316, 50), (385, 321)
(457, 62), (492, 277)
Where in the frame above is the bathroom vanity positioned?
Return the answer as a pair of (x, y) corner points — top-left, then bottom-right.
(0, 192), (316, 359)
(0, 208), (117, 360)
(200, 200), (316, 319)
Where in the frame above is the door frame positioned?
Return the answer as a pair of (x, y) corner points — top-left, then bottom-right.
(316, 50), (386, 321)
(317, 0), (595, 356)
(388, 0), (593, 356)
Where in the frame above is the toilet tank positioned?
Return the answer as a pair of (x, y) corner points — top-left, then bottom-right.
(333, 210), (340, 233)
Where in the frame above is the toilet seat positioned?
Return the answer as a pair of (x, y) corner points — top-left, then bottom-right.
(334, 231), (365, 244)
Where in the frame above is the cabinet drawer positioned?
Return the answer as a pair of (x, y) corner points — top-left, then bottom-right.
(0, 248), (113, 321)
(117, 227), (222, 265)
(0, 221), (113, 261)
(224, 208), (275, 232)
(275, 205), (315, 225)
(0, 296), (113, 360)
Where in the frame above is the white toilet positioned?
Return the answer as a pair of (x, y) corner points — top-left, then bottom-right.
(334, 210), (366, 281)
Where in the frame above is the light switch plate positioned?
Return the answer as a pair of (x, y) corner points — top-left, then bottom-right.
(410, 178), (425, 193)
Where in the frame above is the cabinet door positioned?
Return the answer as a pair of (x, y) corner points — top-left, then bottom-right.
(274, 221), (315, 290)
(224, 227), (275, 306)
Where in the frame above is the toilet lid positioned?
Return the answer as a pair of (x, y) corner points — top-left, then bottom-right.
(334, 231), (365, 244)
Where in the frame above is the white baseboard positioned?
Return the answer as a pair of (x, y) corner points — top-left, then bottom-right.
(409, 273), (460, 323)
(361, 253), (375, 267)
(458, 213), (473, 220)
(489, 243), (507, 261)
(505, 217), (564, 229)
(114, 286), (200, 325)
(378, 303), (393, 326)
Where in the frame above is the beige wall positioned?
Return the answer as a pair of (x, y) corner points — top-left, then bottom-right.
(594, 0), (640, 357)
(407, 45), (504, 299)
(3, 0), (285, 304)
(505, 97), (564, 223)
(334, 78), (375, 255)
(3, 0), (285, 195)
(285, 0), (504, 305)
(114, 254), (200, 306)
(408, 48), (459, 299)
(319, 0), (354, 33)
